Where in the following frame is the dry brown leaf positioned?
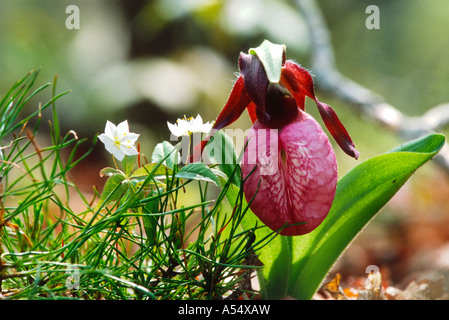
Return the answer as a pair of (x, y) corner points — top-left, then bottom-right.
(323, 273), (347, 300)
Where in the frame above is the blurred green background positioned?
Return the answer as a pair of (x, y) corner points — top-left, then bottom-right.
(1, 0), (449, 166)
(1, 0), (449, 285)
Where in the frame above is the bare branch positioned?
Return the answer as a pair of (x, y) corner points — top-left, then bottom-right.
(295, 0), (449, 175)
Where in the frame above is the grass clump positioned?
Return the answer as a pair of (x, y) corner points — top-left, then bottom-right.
(0, 70), (275, 300)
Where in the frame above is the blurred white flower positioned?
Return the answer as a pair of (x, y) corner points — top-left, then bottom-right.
(98, 120), (139, 161)
(167, 114), (213, 137)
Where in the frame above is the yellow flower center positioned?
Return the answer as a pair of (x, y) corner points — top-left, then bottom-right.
(177, 115), (193, 123)
(114, 137), (121, 148)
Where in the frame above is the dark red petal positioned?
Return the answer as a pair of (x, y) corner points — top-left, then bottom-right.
(247, 102), (257, 124)
(281, 60), (359, 159)
(190, 75), (251, 162)
(239, 52), (269, 113)
(213, 75), (252, 131)
(315, 99), (360, 159)
(240, 53), (299, 129)
(262, 83), (298, 128)
(280, 60), (315, 110)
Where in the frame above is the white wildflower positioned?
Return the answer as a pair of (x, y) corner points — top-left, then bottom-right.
(98, 120), (139, 161)
(167, 114), (213, 137)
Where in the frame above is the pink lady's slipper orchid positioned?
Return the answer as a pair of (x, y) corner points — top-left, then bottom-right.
(196, 40), (359, 236)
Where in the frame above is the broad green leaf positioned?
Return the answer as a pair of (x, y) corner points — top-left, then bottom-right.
(151, 141), (180, 170)
(176, 162), (221, 187)
(95, 172), (128, 210)
(239, 133), (445, 299)
(249, 40), (285, 83)
(122, 155), (137, 176)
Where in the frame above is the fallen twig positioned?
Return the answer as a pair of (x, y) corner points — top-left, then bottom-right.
(295, 0), (449, 175)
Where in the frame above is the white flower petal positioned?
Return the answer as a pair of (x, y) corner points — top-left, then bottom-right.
(176, 119), (190, 132)
(102, 139), (119, 155)
(201, 122), (213, 133)
(116, 120), (130, 136)
(104, 120), (116, 137)
(167, 122), (178, 136)
(121, 132), (139, 143)
(122, 145), (139, 156)
(167, 121), (185, 137)
(191, 114), (203, 128)
(112, 149), (125, 161)
(98, 133), (115, 148)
